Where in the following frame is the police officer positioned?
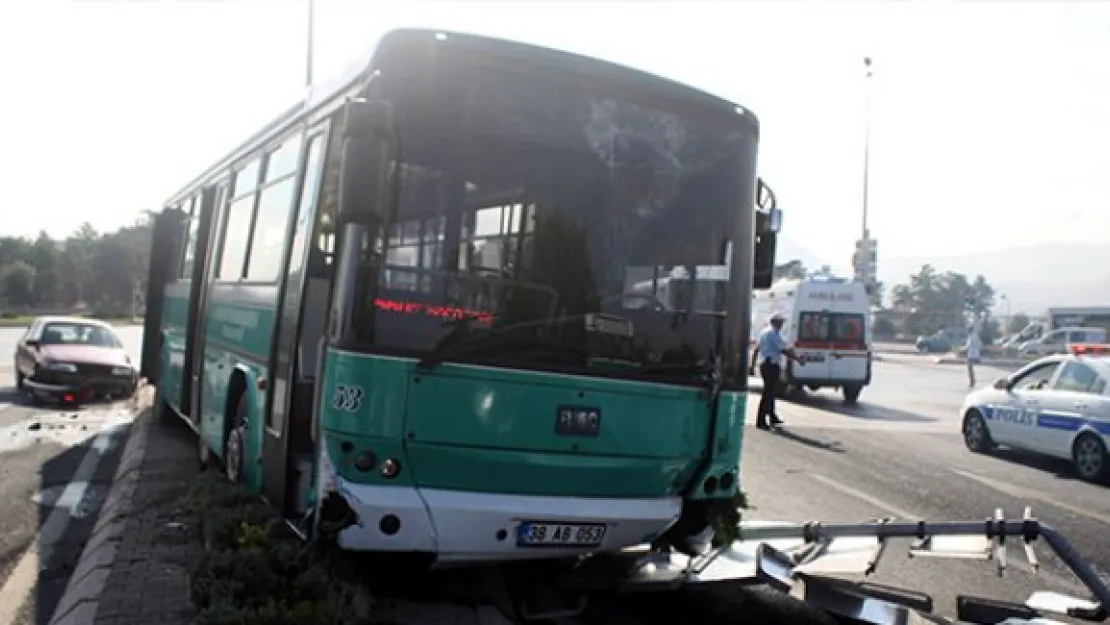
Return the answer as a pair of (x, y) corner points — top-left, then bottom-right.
(749, 313), (803, 430)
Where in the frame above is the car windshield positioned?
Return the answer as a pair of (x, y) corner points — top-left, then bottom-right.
(39, 322), (122, 348)
(348, 46), (756, 387)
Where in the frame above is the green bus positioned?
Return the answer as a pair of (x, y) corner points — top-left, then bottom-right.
(142, 28), (782, 570)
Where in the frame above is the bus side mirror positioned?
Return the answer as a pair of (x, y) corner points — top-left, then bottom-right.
(750, 212), (777, 290)
(764, 207), (782, 233)
(338, 97), (396, 221)
(753, 207), (780, 289)
(757, 177), (777, 212)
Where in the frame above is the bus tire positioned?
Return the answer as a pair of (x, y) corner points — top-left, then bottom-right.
(843, 385), (862, 404)
(225, 393), (247, 484)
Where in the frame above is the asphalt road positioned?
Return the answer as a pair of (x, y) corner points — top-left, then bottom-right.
(0, 325), (1106, 624)
(0, 326), (142, 625)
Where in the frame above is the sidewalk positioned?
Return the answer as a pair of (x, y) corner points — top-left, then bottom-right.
(49, 396), (200, 625)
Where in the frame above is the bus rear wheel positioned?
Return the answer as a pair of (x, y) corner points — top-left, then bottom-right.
(225, 394), (247, 484)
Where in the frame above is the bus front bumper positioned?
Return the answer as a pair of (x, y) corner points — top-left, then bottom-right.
(326, 478), (683, 566)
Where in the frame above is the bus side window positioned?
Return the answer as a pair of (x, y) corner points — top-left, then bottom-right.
(180, 195), (200, 280)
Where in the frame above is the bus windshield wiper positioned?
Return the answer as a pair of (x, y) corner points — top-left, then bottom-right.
(417, 325), (587, 371)
(634, 361), (720, 391)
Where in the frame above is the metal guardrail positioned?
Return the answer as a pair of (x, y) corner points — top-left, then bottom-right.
(568, 507), (1109, 625)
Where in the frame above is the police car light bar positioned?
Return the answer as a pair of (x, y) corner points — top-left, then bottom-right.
(1069, 343), (1110, 356)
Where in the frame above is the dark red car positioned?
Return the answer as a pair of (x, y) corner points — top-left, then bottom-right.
(13, 316), (138, 404)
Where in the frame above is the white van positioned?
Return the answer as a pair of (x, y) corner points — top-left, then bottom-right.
(751, 277), (872, 403)
(1019, 327), (1107, 356)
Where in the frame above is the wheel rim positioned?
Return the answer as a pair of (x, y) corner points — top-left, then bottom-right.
(1075, 437), (1104, 478)
(964, 416), (984, 449)
(226, 428), (243, 482)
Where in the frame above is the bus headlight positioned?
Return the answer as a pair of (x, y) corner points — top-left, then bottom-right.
(352, 451), (376, 472)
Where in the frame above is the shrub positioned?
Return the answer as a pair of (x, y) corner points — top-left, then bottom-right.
(186, 471), (361, 625)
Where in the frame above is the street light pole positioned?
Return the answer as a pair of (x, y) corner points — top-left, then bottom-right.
(852, 57), (880, 308)
(861, 56), (873, 240)
(305, 0), (315, 88)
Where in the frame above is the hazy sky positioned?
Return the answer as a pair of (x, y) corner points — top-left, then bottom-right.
(1, 1), (1107, 273)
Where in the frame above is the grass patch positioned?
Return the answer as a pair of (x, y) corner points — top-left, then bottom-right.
(186, 471), (362, 625)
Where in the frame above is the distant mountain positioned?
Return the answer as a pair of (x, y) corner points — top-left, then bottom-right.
(878, 243), (1109, 315)
(770, 240), (1108, 314)
(776, 234), (836, 272)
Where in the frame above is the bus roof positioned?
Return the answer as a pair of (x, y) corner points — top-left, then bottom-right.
(164, 28), (759, 206)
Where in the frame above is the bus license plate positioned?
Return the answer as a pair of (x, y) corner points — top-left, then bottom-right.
(800, 352), (826, 363)
(517, 522), (607, 547)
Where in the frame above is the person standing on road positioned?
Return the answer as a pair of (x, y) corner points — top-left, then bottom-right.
(964, 326), (982, 388)
(750, 313), (803, 430)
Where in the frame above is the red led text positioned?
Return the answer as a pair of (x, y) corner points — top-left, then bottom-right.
(372, 298), (493, 324)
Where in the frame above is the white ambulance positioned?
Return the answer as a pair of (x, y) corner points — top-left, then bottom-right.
(751, 276), (872, 403)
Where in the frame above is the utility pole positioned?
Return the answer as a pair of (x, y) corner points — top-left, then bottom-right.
(861, 56), (872, 242)
(305, 0), (315, 88)
(852, 56), (880, 308)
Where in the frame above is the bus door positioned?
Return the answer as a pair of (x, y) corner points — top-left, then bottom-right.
(184, 182), (225, 424)
(261, 130), (328, 516)
(141, 207), (188, 383)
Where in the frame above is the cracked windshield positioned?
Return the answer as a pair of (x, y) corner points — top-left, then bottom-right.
(0, 2), (1108, 625)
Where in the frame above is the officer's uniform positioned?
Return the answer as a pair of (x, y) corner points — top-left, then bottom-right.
(754, 319), (788, 429)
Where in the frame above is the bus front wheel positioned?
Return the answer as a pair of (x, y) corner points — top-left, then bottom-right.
(225, 394), (247, 484)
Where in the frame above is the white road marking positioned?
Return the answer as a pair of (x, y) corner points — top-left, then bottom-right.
(0, 417), (127, 625)
(807, 472), (1085, 593)
(808, 473), (919, 520)
(951, 467), (1110, 527)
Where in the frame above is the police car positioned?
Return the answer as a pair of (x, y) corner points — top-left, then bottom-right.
(960, 344), (1110, 482)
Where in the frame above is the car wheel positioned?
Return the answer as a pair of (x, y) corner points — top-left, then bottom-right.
(1072, 433), (1108, 483)
(962, 410), (993, 453)
(224, 394), (247, 484)
(843, 385), (862, 404)
(15, 368), (24, 390)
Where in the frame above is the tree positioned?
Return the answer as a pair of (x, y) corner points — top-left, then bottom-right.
(773, 259), (807, 280)
(30, 231), (60, 307)
(0, 261), (35, 309)
(0, 220), (151, 316)
(889, 264), (998, 338)
(810, 264), (834, 278)
(1007, 312), (1031, 334)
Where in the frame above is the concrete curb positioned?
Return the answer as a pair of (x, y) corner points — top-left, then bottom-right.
(47, 384), (157, 625)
